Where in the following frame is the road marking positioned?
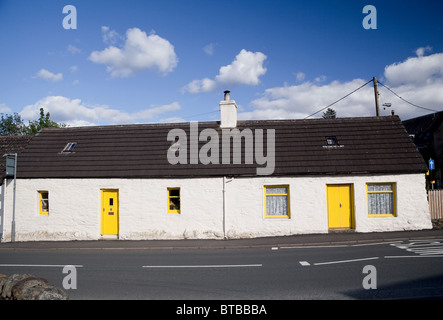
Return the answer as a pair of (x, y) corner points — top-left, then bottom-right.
(299, 261), (310, 266)
(279, 244), (349, 249)
(385, 255), (443, 259)
(142, 264), (262, 268)
(313, 257), (379, 266)
(276, 241), (402, 250)
(0, 264), (83, 268)
(390, 239), (443, 256)
(351, 241), (402, 247)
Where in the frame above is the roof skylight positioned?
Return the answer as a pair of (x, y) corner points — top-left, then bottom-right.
(61, 142), (77, 153)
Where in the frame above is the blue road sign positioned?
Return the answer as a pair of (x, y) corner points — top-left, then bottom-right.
(429, 159), (435, 170)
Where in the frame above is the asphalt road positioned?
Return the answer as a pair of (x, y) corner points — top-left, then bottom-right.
(1, 237), (443, 301)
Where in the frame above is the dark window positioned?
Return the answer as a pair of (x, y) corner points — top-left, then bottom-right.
(326, 137), (338, 145)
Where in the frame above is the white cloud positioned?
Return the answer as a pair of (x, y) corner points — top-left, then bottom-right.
(203, 43), (218, 56)
(67, 44), (81, 54)
(101, 26), (124, 45)
(183, 49), (267, 93)
(241, 79), (374, 120)
(314, 75), (327, 83)
(89, 27), (178, 78)
(295, 72), (305, 82)
(183, 78), (217, 94)
(69, 66), (78, 73)
(416, 46), (432, 57)
(36, 69), (63, 82)
(239, 51), (443, 121)
(20, 96), (181, 126)
(0, 103), (12, 114)
(384, 51), (443, 86)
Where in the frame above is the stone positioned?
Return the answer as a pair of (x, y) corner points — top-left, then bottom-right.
(11, 276), (49, 300)
(1, 274), (33, 299)
(0, 274), (69, 300)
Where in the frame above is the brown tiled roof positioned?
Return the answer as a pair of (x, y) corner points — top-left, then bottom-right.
(15, 116), (426, 179)
(403, 111), (443, 146)
(0, 135), (34, 181)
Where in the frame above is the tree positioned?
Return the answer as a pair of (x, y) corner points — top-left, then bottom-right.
(0, 108), (66, 136)
(24, 108), (66, 135)
(0, 113), (26, 136)
(322, 108), (337, 119)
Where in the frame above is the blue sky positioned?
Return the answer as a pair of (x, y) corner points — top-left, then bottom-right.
(0, 0), (442, 126)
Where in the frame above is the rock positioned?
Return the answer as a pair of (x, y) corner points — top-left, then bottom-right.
(432, 219), (443, 229)
(0, 274), (69, 300)
(0, 274), (8, 300)
(11, 276), (49, 300)
(1, 274), (33, 299)
(20, 284), (68, 300)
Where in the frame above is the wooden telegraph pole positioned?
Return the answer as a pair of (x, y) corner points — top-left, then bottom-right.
(373, 76), (380, 117)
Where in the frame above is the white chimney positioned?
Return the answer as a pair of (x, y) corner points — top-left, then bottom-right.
(220, 90), (237, 128)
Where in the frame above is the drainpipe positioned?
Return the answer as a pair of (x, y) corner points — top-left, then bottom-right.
(3, 153), (17, 242)
(222, 176), (234, 240)
(223, 177), (226, 239)
(0, 182), (4, 242)
(11, 154), (17, 243)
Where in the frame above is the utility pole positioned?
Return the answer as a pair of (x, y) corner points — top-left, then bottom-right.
(373, 76), (380, 117)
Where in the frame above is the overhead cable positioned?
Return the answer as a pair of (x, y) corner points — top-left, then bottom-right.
(376, 80), (440, 113)
(304, 79), (373, 119)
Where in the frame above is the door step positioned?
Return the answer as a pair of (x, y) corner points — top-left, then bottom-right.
(100, 235), (119, 240)
(328, 228), (355, 234)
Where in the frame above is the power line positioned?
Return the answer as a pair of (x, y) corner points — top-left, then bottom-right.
(377, 80), (440, 113)
(181, 110), (219, 120)
(159, 110), (219, 123)
(304, 79), (373, 119)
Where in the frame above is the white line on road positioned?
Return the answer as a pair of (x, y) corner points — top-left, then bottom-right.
(279, 242), (399, 250)
(299, 261), (310, 266)
(313, 257), (379, 266)
(385, 255), (443, 259)
(0, 264), (83, 268)
(351, 241), (402, 247)
(279, 244), (349, 249)
(142, 264), (262, 268)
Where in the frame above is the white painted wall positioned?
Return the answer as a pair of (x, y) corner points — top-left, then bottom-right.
(225, 174), (432, 238)
(0, 173), (432, 242)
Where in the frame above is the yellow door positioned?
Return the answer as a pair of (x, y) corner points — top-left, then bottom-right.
(327, 185), (354, 229)
(101, 190), (119, 235)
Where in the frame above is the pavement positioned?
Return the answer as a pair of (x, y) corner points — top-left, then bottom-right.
(1, 228), (443, 250)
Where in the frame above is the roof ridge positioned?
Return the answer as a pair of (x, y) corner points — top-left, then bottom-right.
(39, 115), (401, 132)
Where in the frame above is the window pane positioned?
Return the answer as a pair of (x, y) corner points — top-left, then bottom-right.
(169, 189), (180, 197)
(368, 184), (393, 192)
(368, 193), (393, 215)
(326, 137), (338, 145)
(169, 198), (180, 211)
(41, 199), (49, 212)
(266, 187), (287, 195)
(266, 195), (288, 216)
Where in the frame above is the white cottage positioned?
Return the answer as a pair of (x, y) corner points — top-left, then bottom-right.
(0, 93), (432, 242)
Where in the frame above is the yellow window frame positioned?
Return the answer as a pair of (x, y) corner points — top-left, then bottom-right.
(264, 185), (290, 218)
(167, 187), (180, 214)
(38, 191), (49, 215)
(366, 183), (396, 217)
